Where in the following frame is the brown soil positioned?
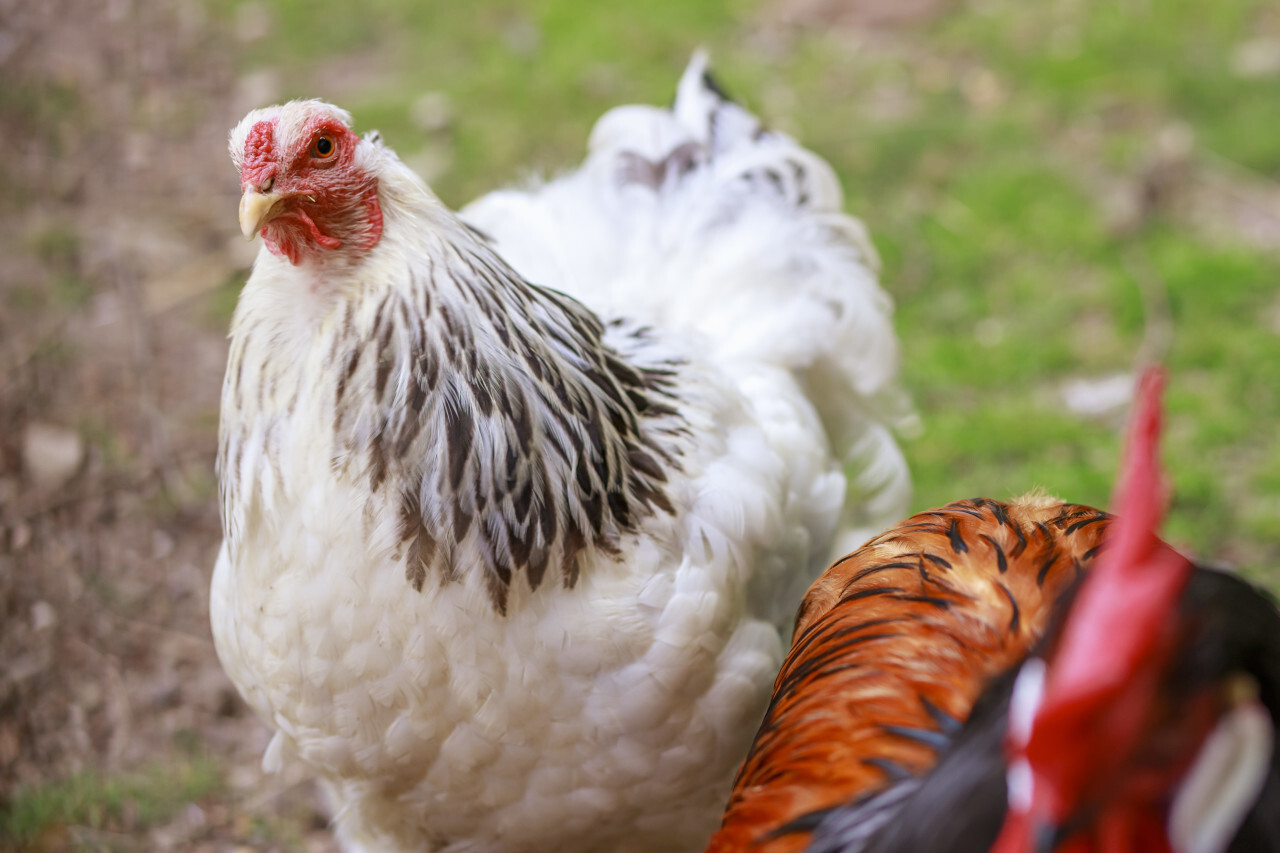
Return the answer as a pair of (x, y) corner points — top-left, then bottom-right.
(0, 0), (334, 848)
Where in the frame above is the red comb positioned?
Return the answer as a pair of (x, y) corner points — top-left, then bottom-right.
(241, 118), (278, 190)
(1002, 366), (1193, 830)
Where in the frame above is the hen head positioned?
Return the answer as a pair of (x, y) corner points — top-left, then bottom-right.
(229, 100), (383, 265)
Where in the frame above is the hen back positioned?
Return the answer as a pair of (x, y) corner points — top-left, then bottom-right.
(707, 496), (1112, 853)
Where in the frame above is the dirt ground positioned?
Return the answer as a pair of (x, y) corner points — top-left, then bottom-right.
(0, 0), (340, 848)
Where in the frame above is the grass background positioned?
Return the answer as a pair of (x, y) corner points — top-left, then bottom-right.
(3, 0), (1279, 847)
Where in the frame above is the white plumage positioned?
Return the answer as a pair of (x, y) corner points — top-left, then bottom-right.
(211, 55), (912, 852)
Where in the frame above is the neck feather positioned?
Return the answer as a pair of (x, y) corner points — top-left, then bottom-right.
(222, 195), (686, 614)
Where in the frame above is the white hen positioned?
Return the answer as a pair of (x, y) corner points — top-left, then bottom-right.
(211, 55), (911, 853)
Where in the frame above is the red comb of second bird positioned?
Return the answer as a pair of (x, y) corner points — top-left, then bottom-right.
(1014, 367), (1194, 822)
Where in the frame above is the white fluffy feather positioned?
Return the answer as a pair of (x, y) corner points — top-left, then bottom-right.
(464, 54), (913, 554)
(212, 55), (912, 853)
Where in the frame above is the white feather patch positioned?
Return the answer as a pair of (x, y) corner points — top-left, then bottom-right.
(1169, 686), (1273, 853)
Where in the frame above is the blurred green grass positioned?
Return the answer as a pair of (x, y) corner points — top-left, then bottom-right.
(0, 755), (221, 845)
(209, 0), (1280, 582)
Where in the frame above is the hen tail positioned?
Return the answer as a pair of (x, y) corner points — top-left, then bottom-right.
(463, 53), (914, 550)
(588, 50), (845, 213)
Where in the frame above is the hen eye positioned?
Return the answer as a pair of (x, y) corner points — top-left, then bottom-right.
(311, 135), (336, 159)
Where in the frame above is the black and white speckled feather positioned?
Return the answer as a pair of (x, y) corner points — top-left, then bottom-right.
(220, 202), (692, 612)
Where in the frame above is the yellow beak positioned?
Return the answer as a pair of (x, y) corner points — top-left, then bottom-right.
(239, 189), (284, 240)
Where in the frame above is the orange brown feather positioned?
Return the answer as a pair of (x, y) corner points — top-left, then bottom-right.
(706, 496), (1114, 853)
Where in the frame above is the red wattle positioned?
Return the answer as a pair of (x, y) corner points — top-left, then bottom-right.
(296, 207), (342, 250)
